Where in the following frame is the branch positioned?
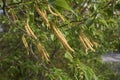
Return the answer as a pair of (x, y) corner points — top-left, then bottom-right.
(2, 0), (14, 24)
(2, 0), (7, 15)
(103, 0), (116, 9)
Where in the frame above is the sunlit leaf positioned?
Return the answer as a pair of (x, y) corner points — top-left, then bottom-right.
(54, 0), (72, 11)
(50, 34), (55, 41)
(64, 51), (73, 62)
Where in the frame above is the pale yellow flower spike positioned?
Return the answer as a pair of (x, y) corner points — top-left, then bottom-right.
(26, 22), (38, 40)
(48, 5), (58, 16)
(35, 5), (50, 27)
(22, 35), (29, 55)
(36, 43), (50, 62)
(79, 35), (88, 50)
(51, 23), (74, 52)
(48, 5), (65, 22)
(10, 8), (18, 23)
(83, 37), (95, 52)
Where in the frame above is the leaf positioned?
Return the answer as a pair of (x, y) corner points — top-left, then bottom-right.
(86, 18), (94, 27)
(79, 61), (98, 80)
(50, 34), (55, 41)
(98, 17), (108, 27)
(64, 52), (73, 62)
(54, 0), (72, 11)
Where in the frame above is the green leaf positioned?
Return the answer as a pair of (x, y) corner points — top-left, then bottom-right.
(50, 34), (55, 41)
(64, 52), (73, 62)
(98, 17), (108, 27)
(86, 18), (94, 27)
(54, 0), (72, 11)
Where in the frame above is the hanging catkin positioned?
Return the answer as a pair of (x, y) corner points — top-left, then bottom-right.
(50, 22), (74, 52)
(79, 32), (98, 53)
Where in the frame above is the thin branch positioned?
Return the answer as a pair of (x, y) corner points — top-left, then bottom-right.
(2, 0), (14, 24)
(103, 0), (116, 9)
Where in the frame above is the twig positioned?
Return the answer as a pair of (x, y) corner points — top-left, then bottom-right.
(103, 0), (116, 9)
(2, 0), (14, 24)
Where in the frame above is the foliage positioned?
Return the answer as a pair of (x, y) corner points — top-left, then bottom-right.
(0, 0), (120, 80)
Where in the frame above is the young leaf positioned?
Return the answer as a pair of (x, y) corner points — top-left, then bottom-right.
(64, 51), (73, 62)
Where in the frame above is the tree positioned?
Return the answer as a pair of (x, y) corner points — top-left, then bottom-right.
(0, 0), (120, 80)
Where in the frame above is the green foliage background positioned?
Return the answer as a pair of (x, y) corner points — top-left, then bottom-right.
(0, 0), (120, 80)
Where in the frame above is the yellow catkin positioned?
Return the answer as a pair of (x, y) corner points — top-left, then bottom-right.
(83, 37), (95, 52)
(79, 32), (96, 52)
(92, 41), (99, 48)
(42, 10), (49, 25)
(26, 22), (38, 40)
(35, 5), (50, 27)
(48, 5), (58, 16)
(10, 8), (18, 22)
(22, 35), (29, 55)
(84, 36), (93, 47)
(57, 13), (65, 22)
(51, 23), (74, 52)
(47, 5), (65, 22)
(24, 20), (49, 62)
(79, 35), (88, 49)
(36, 43), (49, 62)
(25, 24), (31, 36)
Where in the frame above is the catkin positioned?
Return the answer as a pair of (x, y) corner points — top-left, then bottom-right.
(92, 41), (99, 48)
(48, 5), (58, 16)
(22, 35), (29, 55)
(48, 5), (65, 22)
(25, 24), (31, 37)
(10, 8), (18, 22)
(35, 5), (50, 27)
(79, 35), (88, 50)
(57, 13), (65, 22)
(84, 36), (93, 47)
(83, 37), (95, 52)
(25, 22), (38, 40)
(51, 23), (74, 52)
(79, 32), (96, 53)
(24, 21), (49, 62)
(36, 43), (49, 62)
